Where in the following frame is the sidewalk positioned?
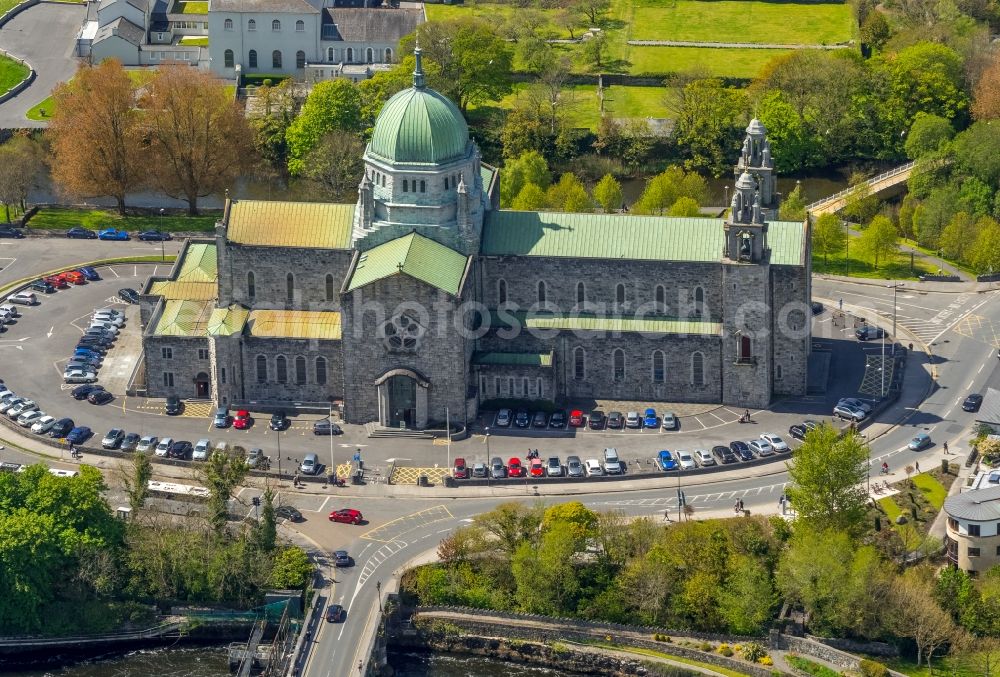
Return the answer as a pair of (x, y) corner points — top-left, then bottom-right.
(816, 273), (996, 294)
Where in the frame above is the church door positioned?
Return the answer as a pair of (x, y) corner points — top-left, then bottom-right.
(194, 372), (210, 398)
(387, 375), (416, 428)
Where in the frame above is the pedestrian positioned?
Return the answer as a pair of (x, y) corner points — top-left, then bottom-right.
(779, 494), (786, 515)
(663, 509), (671, 522)
(915, 460), (920, 473)
(734, 499), (741, 514)
(943, 441), (949, 454)
(839, 298), (843, 311)
(738, 498), (744, 512)
(293, 473), (300, 487)
(881, 461), (889, 475)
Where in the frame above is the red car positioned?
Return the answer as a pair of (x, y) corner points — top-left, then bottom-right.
(529, 458), (545, 477)
(508, 457), (524, 477)
(233, 409), (253, 429)
(329, 508), (363, 525)
(44, 275), (68, 289)
(453, 457), (468, 479)
(63, 270), (86, 285)
(569, 410), (585, 427)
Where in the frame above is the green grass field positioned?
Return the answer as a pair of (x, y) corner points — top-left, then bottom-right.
(497, 83), (675, 130)
(28, 207), (219, 233)
(25, 95), (53, 121)
(631, 0), (854, 45)
(0, 54), (29, 95)
(628, 45), (791, 77)
(786, 655), (840, 677)
(812, 249), (934, 281)
(590, 643), (750, 677)
(178, 36), (208, 47)
(170, 0), (207, 13)
(911, 473), (947, 509)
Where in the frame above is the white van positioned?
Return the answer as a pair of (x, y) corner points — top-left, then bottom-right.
(300, 453), (319, 475)
(603, 447), (623, 475)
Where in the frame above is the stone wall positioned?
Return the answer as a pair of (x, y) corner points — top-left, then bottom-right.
(721, 261), (772, 408)
(771, 633), (905, 676)
(237, 336), (344, 405)
(143, 335), (212, 399)
(770, 265), (810, 397)
(475, 363), (556, 402)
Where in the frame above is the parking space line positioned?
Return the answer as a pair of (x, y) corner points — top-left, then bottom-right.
(105, 266), (119, 278)
(708, 411), (727, 424)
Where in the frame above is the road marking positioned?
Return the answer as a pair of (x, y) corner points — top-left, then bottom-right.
(46, 326), (53, 338)
(106, 266), (119, 278)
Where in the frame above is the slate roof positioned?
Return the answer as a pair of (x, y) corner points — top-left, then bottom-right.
(482, 211), (807, 266)
(347, 232), (469, 296)
(321, 7), (422, 42)
(945, 485), (1000, 522)
(93, 16), (146, 47)
(210, 0), (319, 13)
(99, 0), (147, 14)
(491, 311), (723, 336)
(472, 352), (553, 367)
(247, 310), (342, 340)
(225, 200), (354, 249)
(977, 387), (1000, 426)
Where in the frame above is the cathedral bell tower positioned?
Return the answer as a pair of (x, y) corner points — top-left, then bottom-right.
(734, 118), (776, 214)
(724, 171), (768, 264)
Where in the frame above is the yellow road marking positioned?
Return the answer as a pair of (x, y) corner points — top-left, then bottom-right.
(360, 504), (454, 543)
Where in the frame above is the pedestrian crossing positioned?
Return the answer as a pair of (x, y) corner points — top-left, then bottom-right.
(835, 291), (984, 345)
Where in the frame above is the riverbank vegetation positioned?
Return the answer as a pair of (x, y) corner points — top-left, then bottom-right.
(401, 424), (1000, 671)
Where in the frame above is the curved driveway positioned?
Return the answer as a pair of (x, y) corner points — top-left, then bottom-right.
(0, 1), (86, 128)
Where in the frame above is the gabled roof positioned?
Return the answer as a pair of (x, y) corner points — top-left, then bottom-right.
(247, 310), (342, 340)
(145, 242), (218, 301)
(209, 0), (319, 13)
(175, 242), (218, 282)
(225, 200), (354, 249)
(347, 232), (469, 296)
(491, 311), (723, 336)
(99, 0), (147, 14)
(147, 280), (216, 301)
(93, 16), (145, 47)
(481, 211), (807, 266)
(321, 7), (422, 42)
(153, 300), (248, 337)
(207, 305), (250, 336)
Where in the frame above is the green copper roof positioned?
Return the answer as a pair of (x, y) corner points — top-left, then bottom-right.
(175, 243), (217, 282)
(482, 211), (807, 266)
(368, 86), (469, 165)
(207, 305), (249, 336)
(473, 351), (553, 367)
(347, 232), (469, 296)
(492, 311), (723, 336)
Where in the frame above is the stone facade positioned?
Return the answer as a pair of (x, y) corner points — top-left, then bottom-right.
(143, 333), (213, 399)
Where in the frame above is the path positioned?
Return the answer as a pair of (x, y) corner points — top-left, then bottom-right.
(628, 39), (851, 49)
(842, 226), (972, 282)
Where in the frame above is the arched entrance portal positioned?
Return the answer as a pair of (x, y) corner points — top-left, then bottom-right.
(194, 372), (210, 398)
(375, 368), (429, 429)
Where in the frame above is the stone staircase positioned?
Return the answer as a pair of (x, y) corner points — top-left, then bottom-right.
(365, 422), (435, 439)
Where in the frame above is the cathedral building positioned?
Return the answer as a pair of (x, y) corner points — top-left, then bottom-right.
(139, 49), (811, 428)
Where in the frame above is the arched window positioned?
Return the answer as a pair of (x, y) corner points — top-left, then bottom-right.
(296, 50), (305, 69)
(325, 273), (334, 301)
(272, 50), (282, 68)
(295, 19), (304, 31)
(223, 17), (233, 30)
(537, 280), (546, 304)
(655, 285), (665, 313)
(224, 49), (234, 68)
(776, 364), (783, 380)
(615, 283), (625, 306)
(613, 348), (626, 381)
(694, 286), (704, 314)
(385, 47), (392, 62)
(691, 352), (705, 386)
(327, 46), (334, 61)
(444, 177), (449, 190)
(248, 49), (257, 68)
(295, 356), (306, 384)
(419, 180), (425, 193)
(276, 355), (287, 383)
(256, 354), (267, 383)
(402, 179), (408, 192)
(286, 272), (294, 304)
(573, 347), (585, 380)
(366, 47), (373, 63)
(497, 279), (507, 305)
(271, 19), (281, 31)
(346, 47), (353, 62)
(315, 356), (327, 385)
(247, 271), (255, 300)
(247, 18), (256, 30)
(576, 282), (585, 305)
(652, 350), (665, 383)
(738, 335), (752, 363)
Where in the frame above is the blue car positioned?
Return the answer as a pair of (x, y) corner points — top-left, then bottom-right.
(78, 266), (100, 281)
(657, 450), (677, 471)
(643, 407), (658, 428)
(908, 433), (932, 451)
(66, 426), (92, 445)
(98, 228), (129, 241)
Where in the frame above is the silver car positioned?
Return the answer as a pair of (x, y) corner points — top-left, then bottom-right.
(136, 435), (158, 453)
(193, 438), (212, 461)
(749, 440), (775, 457)
(566, 455), (584, 477)
(677, 450), (696, 470)
(694, 449), (716, 466)
(490, 456), (507, 479)
(833, 403), (866, 421)
(7, 399), (37, 418)
(838, 397), (872, 413)
(0, 397), (24, 414)
(17, 409), (44, 428)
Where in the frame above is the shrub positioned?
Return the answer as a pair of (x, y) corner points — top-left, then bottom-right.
(700, 641), (713, 652)
(758, 655), (774, 666)
(718, 643), (734, 657)
(741, 641), (767, 663)
(859, 658), (889, 677)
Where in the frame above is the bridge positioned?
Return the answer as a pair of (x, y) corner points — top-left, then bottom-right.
(806, 161), (917, 216)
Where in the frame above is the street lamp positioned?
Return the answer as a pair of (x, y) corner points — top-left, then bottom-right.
(329, 397), (336, 479)
(376, 580), (382, 613)
(484, 426), (490, 458)
(724, 185), (729, 208)
(887, 283), (902, 356)
(158, 209), (166, 261)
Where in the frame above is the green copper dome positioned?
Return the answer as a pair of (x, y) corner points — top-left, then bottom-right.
(368, 49), (469, 165)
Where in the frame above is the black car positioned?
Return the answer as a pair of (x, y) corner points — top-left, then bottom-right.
(549, 410), (567, 428)
(275, 505), (303, 522)
(88, 390), (114, 405)
(165, 395), (183, 415)
(269, 411), (290, 431)
(138, 230), (172, 241)
(334, 550), (352, 567)
(120, 432), (141, 452)
(713, 445), (738, 464)
(0, 226), (24, 238)
(788, 424), (808, 440)
(71, 384), (103, 400)
(29, 279), (56, 294)
(963, 394), (984, 412)
(811, 301), (824, 315)
(168, 440), (193, 459)
(802, 419), (821, 431)
(118, 288), (140, 304)
(730, 440), (754, 462)
(313, 418), (342, 435)
(855, 325), (886, 341)
(66, 227), (97, 239)
(325, 604), (344, 623)
(607, 411), (624, 429)
(48, 417), (74, 438)
(514, 409), (530, 428)
(77, 337), (113, 349)
(588, 410), (606, 429)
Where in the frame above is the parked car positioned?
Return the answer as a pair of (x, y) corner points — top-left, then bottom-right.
(118, 288), (140, 304)
(66, 227), (97, 239)
(453, 457), (468, 479)
(168, 440), (193, 460)
(269, 411), (290, 431)
(88, 390), (113, 405)
(546, 456), (562, 477)
(607, 411), (624, 429)
(193, 439), (212, 461)
(214, 406), (231, 428)
(495, 408), (512, 427)
(17, 410), (44, 428)
(803, 420), (823, 431)
(549, 410), (567, 428)
(92, 312), (125, 327)
(657, 450), (677, 471)
(78, 266), (100, 281)
(334, 550), (352, 567)
(0, 397), (23, 414)
(587, 410), (604, 429)
(7, 399), (37, 418)
(165, 396), (183, 415)
(713, 445), (738, 464)
(514, 409), (530, 428)
(98, 228), (129, 241)
(472, 463), (488, 478)
(138, 230), (172, 241)
(300, 453), (319, 475)
(490, 457), (507, 479)
(529, 458), (545, 477)
(275, 506), (303, 522)
(748, 440), (774, 457)
(63, 271), (86, 285)
(136, 435), (158, 454)
(507, 457), (524, 478)
(811, 300), (824, 314)
(0, 226), (23, 238)
(233, 409), (253, 429)
(329, 508), (363, 525)
(30, 279), (56, 294)
(643, 408), (658, 428)
(566, 455), (584, 477)
(963, 394), (984, 412)
(101, 428), (125, 449)
(31, 415), (57, 434)
(246, 447), (268, 468)
(855, 325), (885, 341)
(661, 411), (678, 430)
(760, 433), (789, 452)
(325, 604), (344, 623)
(44, 274), (68, 289)
(909, 433), (932, 451)
(66, 426), (92, 445)
(584, 458), (604, 476)
(695, 449), (716, 466)
(48, 418), (74, 438)
(312, 418), (342, 435)
(838, 397), (872, 413)
(788, 424), (808, 440)
(531, 411), (547, 428)
(677, 450), (696, 470)
(833, 403), (866, 421)
(8, 292), (36, 305)
(603, 448), (623, 474)
(625, 411), (641, 429)
(120, 433), (141, 452)
(569, 409), (585, 427)
(154, 438), (173, 457)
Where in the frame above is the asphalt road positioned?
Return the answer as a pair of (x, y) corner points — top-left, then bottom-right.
(0, 1), (86, 128)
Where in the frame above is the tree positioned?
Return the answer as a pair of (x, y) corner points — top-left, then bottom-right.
(198, 449), (250, 535)
(779, 183), (807, 221)
(575, 0), (610, 25)
(668, 196), (701, 217)
(501, 150), (551, 207)
(904, 113), (955, 159)
(0, 134), (43, 222)
(142, 65), (254, 215)
(890, 567), (959, 668)
(512, 183), (547, 210)
(268, 546), (313, 589)
(473, 502), (544, 554)
(249, 79), (298, 174)
(512, 528), (580, 614)
(541, 501), (597, 547)
(48, 59), (144, 215)
(842, 176), (881, 224)
(786, 424), (869, 535)
(555, 7), (584, 40)
(634, 166), (707, 215)
(593, 118), (655, 174)
(972, 217), (1000, 274)
(579, 31), (608, 72)
(593, 173), (622, 213)
(812, 213), (848, 265)
(860, 10), (891, 50)
(301, 131), (365, 202)
(670, 78), (748, 176)
(414, 18), (514, 113)
(939, 211), (977, 263)
(887, 42), (968, 125)
(285, 78), (362, 176)
(717, 555), (776, 635)
(859, 215), (899, 269)
(118, 450), (153, 515)
(973, 52), (1000, 120)
(254, 487), (277, 553)
(546, 172), (591, 212)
